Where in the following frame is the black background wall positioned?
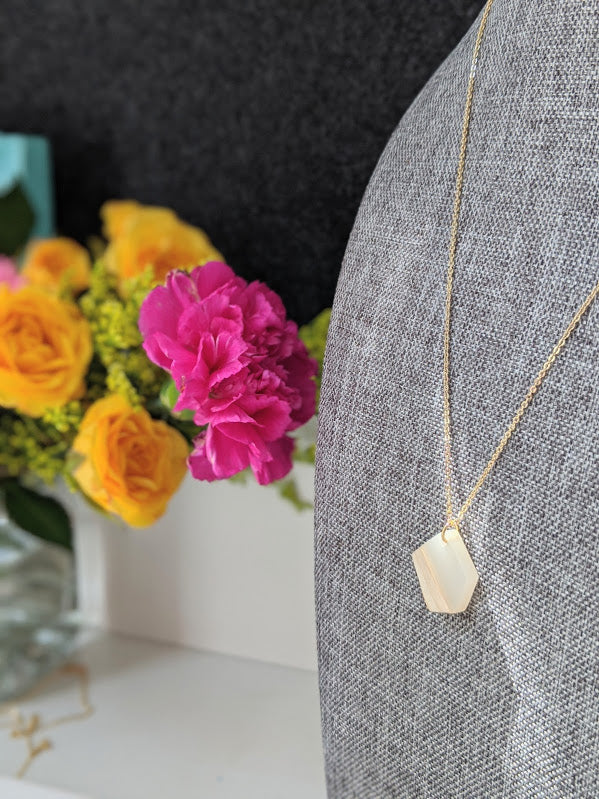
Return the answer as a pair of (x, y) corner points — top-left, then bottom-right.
(0, 1), (481, 323)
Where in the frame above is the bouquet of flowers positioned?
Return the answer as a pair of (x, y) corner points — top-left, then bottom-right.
(0, 200), (329, 547)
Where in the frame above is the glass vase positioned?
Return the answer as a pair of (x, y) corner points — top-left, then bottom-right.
(0, 500), (78, 701)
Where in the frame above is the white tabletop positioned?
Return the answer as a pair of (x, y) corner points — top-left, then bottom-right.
(0, 633), (327, 799)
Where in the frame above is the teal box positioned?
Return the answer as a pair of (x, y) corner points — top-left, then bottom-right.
(0, 133), (55, 241)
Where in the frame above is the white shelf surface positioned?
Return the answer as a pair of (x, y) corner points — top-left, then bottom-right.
(0, 632), (326, 799)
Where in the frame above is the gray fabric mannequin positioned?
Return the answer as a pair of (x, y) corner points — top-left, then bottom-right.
(314, 2), (599, 797)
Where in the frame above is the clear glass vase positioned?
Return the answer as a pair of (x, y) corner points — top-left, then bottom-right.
(0, 500), (78, 701)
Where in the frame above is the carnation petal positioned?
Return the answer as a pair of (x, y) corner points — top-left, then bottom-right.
(189, 261), (241, 299)
(240, 394), (292, 440)
(284, 349), (318, 427)
(0, 257), (25, 290)
(211, 421), (271, 462)
(166, 270), (200, 308)
(206, 425), (252, 478)
(188, 445), (220, 481)
(139, 284), (180, 341)
(251, 436), (294, 485)
(144, 331), (196, 374)
(138, 257), (318, 479)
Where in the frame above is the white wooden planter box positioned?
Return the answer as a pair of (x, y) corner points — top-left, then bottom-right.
(70, 464), (317, 672)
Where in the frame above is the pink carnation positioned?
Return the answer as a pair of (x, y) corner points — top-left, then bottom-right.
(0, 256), (25, 290)
(139, 261), (318, 485)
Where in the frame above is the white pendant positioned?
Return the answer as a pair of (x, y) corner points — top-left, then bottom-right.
(411, 526), (479, 614)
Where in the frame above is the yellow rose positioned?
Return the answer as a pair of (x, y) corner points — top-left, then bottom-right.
(0, 286), (92, 416)
(72, 394), (189, 527)
(22, 238), (92, 293)
(101, 201), (223, 287)
(100, 200), (142, 240)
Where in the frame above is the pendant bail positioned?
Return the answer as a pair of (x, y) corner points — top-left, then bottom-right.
(441, 518), (460, 543)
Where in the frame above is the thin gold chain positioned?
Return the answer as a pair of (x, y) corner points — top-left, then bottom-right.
(0, 663), (93, 779)
(443, 0), (599, 529)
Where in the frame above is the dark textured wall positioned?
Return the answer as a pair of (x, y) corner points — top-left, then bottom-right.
(0, 1), (481, 322)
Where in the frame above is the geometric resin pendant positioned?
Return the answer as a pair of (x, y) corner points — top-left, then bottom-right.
(411, 525), (479, 614)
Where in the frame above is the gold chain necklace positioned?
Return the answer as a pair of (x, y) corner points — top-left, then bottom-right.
(411, 0), (599, 614)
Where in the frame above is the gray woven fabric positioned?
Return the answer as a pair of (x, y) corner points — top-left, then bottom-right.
(314, 2), (599, 797)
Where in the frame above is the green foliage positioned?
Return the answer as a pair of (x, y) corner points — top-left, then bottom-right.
(0, 259), (175, 545)
(266, 307), (332, 510)
(159, 377), (195, 421)
(225, 468), (312, 513)
(164, 416), (204, 447)
(299, 307), (331, 406)
(292, 442), (316, 464)
(160, 377), (180, 412)
(0, 236), (332, 527)
(276, 478), (312, 512)
(3, 480), (73, 551)
(228, 469), (250, 485)
(0, 183), (34, 255)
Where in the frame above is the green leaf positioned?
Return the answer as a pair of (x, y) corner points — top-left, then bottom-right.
(159, 377), (180, 411)
(228, 468), (250, 485)
(276, 478), (312, 512)
(292, 443), (316, 464)
(3, 482), (73, 551)
(0, 183), (35, 255)
(165, 415), (202, 445)
(298, 307), (331, 364)
(299, 307), (332, 410)
(159, 378), (195, 420)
